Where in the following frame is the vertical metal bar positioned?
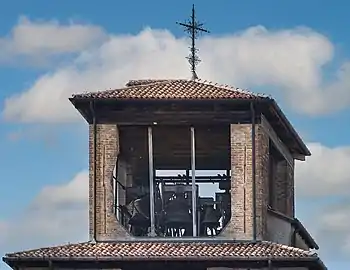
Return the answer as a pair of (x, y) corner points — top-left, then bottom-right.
(148, 126), (156, 236)
(186, 169), (190, 185)
(102, 145), (107, 234)
(114, 165), (119, 220)
(268, 259), (273, 270)
(48, 260), (53, 270)
(251, 102), (257, 241)
(190, 126), (197, 237)
(90, 101), (97, 243)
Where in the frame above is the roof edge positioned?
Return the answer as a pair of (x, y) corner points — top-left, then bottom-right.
(3, 239), (313, 259)
(3, 255), (320, 262)
(269, 99), (311, 156)
(4, 239), (263, 258)
(294, 218), (319, 250)
(267, 208), (319, 250)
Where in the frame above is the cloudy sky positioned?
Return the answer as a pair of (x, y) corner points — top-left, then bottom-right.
(0, 0), (349, 269)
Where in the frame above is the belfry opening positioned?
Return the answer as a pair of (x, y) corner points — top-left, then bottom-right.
(114, 124), (231, 238)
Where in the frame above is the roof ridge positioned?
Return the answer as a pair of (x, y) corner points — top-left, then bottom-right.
(125, 79), (172, 87)
(125, 80), (172, 89)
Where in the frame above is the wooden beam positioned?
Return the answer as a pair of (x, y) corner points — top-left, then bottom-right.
(154, 156), (230, 170)
(292, 153), (306, 161)
(5, 258), (321, 270)
(97, 111), (251, 125)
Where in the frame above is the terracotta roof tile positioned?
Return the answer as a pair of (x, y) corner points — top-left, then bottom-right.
(4, 241), (317, 261)
(71, 79), (270, 101)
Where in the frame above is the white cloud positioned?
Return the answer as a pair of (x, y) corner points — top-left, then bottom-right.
(0, 171), (88, 253)
(294, 143), (350, 256)
(0, 16), (107, 64)
(295, 143), (350, 197)
(2, 22), (350, 122)
(312, 202), (350, 257)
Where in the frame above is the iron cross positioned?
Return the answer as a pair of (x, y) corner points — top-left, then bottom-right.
(177, 4), (210, 80)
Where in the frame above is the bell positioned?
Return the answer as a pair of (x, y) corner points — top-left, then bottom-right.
(201, 205), (221, 228)
(164, 196), (192, 228)
(201, 205), (221, 236)
(164, 197), (192, 237)
(219, 181), (230, 191)
(128, 195), (150, 228)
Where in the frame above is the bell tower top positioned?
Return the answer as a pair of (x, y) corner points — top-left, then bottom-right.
(69, 78), (312, 243)
(2, 7), (327, 269)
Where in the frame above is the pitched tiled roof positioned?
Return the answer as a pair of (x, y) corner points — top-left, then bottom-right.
(4, 241), (317, 261)
(71, 79), (270, 101)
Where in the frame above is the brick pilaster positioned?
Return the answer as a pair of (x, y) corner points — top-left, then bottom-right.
(255, 125), (269, 240)
(89, 124), (130, 241)
(221, 124), (269, 240)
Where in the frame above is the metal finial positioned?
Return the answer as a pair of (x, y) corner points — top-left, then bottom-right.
(177, 4), (210, 80)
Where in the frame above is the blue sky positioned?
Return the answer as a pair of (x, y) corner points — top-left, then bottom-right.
(0, 0), (350, 269)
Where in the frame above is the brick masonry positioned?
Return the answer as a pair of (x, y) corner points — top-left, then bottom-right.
(255, 124), (270, 240)
(220, 121), (297, 241)
(89, 124), (131, 241)
(221, 124), (269, 240)
(220, 124), (252, 239)
(271, 158), (295, 217)
(286, 160), (295, 217)
(275, 160), (288, 214)
(88, 120), (295, 241)
(260, 115), (295, 219)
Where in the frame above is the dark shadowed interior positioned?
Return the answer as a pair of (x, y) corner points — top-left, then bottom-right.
(116, 124), (231, 237)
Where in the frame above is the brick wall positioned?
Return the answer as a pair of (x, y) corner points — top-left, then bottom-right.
(274, 160), (288, 214)
(89, 124), (130, 241)
(260, 115), (295, 218)
(220, 121), (297, 241)
(286, 160), (295, 217)
(221, 124), (269, 240)
(271, 159), (295, 217)
(255, 124), (270, 240)
(88, 120), (294, 241)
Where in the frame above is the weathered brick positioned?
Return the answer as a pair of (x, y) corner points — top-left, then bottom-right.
(286, 160), (295, 217)
(88, 119), (295, 242)
(255, 124), (269, 240)
(89, 124), (130, 241)
(270, 159), (295, 217)
(221, 123), (269, 240)
(275, 160), (288, 214)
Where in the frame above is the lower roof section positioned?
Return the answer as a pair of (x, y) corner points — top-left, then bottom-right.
(4, 240), (323, 262)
